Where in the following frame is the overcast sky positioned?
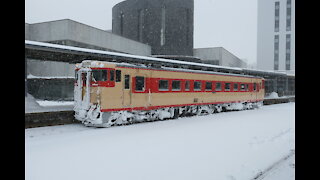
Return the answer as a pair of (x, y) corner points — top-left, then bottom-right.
(25, 0), (258, 65)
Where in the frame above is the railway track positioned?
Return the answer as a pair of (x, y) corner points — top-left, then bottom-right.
(251, 149), (295, 180)
(25, 97), (295, 128)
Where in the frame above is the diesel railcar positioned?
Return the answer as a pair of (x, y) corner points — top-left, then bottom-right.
(74, 60), (264, 127)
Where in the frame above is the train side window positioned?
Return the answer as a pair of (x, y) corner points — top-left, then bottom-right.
(185, 81), (190, 91)
(159, 80), (169, 91)
(216, 82), (221, 91)
(116, 70), (121, 82)
(225, 83), (231, 91)
(172, 80), (181, 91)
(240, 84), (245, 91)
(124, 75), (130, 89)
(135, 76), (145, 91)
(234, 83), (238, 91)
(110, 70), (115, 81)
(205, 81), (212, 91)
(245, 84), (249, 91)
(194, 81), (202, 91)
(254, 83), (257, 91)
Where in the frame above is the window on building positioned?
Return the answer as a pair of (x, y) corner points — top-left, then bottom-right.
(286, 34), (291, 70)
(216, 82), (222, 91)
(194, 81), (201, 91)
(286, 0), (292, 31)
(172, 80), (181, 91)
(185, 81), (190, 91)
(124, 75), (130, 89)
(225, 83), (231, 91)
(275, 2), (280, 32)
(205, 81), (212, 91)
(120, 12), (124, 36)
(116, 70), (121, 82)
(138, 9), (144, 42)
(274, 35), (279, 70)
(159, 80), (169, 91)
(160, 6), (166, 46)
(186, 9), (190, 46)
(135, 76), (145, 91)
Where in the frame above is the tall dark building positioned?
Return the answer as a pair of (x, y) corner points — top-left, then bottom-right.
(112, 0), (194, 56)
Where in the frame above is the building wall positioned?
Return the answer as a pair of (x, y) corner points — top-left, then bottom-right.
(193, 47), (247, 68)
(26, 19), (151, 56)
(112, 0), (194, 56)
(26, 59), (75, 78)
(257, 0), (295, 74)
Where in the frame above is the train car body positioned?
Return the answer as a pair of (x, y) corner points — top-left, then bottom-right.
(74, 60), (265, 127)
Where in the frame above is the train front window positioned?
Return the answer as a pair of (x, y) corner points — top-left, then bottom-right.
(91, 70), (107, 82)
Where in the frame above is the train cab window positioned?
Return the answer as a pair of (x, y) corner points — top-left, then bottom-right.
(194, 81), (202, 91)
(172, 80), (181, 91)
(225, 83), (231, 91)
(116, 70), (121, 82)
(185, 81), (190, 91)
(216, 82), (222, 91)
(159, 80), (169, 91)
(135, 76), (145, 91)
(110, 70), (115, 81)
(234, 83), (238, 91)
(124, 75), (130, 89)
(91, 70), (107, 82)
(205, 81), (212, 91)
(240, 84), (245, 91)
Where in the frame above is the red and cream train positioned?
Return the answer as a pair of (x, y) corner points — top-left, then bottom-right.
(74, 60), (264, 127)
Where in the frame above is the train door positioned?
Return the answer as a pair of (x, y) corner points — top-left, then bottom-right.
(122, 74), (132, 107)
(132, 74), (149, 108)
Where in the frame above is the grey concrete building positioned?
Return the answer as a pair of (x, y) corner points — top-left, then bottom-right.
(193, 47), (247, 68)
(112, 0), (194, 56)
(25, 19), (151, 56)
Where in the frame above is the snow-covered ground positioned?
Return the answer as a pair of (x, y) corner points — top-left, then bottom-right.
(25, 103), (295, 180)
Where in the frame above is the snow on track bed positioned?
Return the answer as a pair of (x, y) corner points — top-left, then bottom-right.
(25, 103), (295, 180)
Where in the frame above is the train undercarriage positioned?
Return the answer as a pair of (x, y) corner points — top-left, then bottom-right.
(75, 101), (263, 128)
